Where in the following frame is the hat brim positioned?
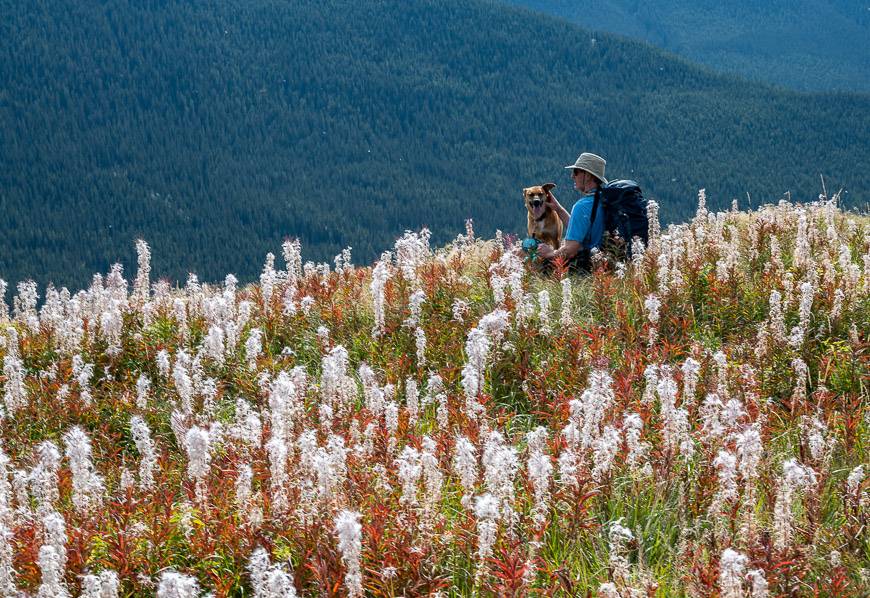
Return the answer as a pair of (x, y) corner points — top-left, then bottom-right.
(564, 165), (607, 184)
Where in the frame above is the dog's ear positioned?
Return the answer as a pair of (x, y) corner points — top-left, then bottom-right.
(522, 187), (530, 197)
(542, 183), (556, 192)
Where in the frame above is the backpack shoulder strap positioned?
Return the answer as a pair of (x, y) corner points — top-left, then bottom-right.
(583, 188), (602, 248)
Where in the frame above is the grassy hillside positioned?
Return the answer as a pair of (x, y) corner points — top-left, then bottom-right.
(504, 0), (870, 92)
(1, 0), (869, 289)
(0, 199), (866, 595)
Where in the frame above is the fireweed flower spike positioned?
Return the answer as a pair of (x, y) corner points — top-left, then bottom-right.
(31, 441), (61, 515)
(473, 493), (499, 582)
(80, 570), (120, 598)
(63, 426), (105, 514)
(606, 519), (634, 589)
(334, 510), (363, 598)
(133, 239), (151, 304)
(37, 544), (70, 598)
(415, 326), (427, 367)
(2, 334), (27, 415)
(130, 416), (157, 490)
(526, 427), (552, 526)
(773, 459), (817, 551)
(0, 279), (8, 321)
(453, 436), (478, 508)
(560, 278), (573, 328)
(248, 546), (297, 598)
(370, 256), (391, 337)
(0, 449), (14, 596)
(185, 426), (212, 505)
(156, 570), (201, 597)
(718, 548), (749, 598)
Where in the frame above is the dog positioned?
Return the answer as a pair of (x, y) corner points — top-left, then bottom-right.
(524, 183), (562, 250)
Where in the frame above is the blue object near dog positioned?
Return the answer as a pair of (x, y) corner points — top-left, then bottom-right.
(521, 237), (540, 261)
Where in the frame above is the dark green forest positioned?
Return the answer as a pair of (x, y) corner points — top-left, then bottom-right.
(505, 0), (870, 92)
(1, 0), (868, 290)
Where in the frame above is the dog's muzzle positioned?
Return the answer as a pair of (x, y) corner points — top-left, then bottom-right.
(530, 199), (543, 208)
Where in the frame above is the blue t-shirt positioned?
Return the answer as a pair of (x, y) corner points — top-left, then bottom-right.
(564, 192), (604, 248)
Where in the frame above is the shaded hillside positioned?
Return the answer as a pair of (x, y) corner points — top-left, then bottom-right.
(504, 0), (870, 92)
(1, 0), (868, 289)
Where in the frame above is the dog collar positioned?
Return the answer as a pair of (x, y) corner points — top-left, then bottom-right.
(535, 214), (548, 222)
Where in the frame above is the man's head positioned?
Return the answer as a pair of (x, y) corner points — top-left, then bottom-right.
(571, 169), (600, 194)
(564, 152), (607, 193)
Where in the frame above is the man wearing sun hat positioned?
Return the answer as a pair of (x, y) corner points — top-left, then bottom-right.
(535, 152), (606, 268)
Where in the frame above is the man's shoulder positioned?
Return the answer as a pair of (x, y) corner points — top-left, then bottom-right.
(571, 193), (596, 212)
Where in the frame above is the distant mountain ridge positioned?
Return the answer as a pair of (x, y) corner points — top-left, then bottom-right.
(1, 0), (868, 289)
(502, 0), (870, 92)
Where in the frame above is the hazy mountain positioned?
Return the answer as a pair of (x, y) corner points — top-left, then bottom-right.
(503, 0), (870, 92)
(1, 0), (868, 289)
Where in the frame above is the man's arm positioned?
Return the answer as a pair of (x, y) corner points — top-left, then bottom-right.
(545, 190), (570, 229)
(537, 239), (580, 262)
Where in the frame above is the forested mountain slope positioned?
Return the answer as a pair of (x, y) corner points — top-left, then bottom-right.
(504, 0), (870, 92)
(1, 0), (868, 289)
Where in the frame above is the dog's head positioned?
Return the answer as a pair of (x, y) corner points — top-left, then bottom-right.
(523, 183), (556, 220)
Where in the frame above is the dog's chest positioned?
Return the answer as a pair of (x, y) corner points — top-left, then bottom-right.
(529, 216), (549, 235)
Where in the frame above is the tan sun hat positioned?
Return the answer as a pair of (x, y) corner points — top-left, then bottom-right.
(564, 152), (608, 184)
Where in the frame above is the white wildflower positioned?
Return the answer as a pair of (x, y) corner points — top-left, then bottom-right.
(420, 436), (443, 513)
(185, 426), (211, 504)
(0, 279), (7, 321)
(453, 436), (478, 508)
(81, 570), (120, 598)
(773, 459), (817, 551)
(474, 493), (499, 578)
(396, 446), (422, 507)
(405, 379), (420, 427)
(482, 431), (519, 525)
(415, 327), (426, 367)
(156, 570), (201, 597)
(560, 278), (573, 328)
(370, 257), (392, 337)
(591, 425), (621, 482)
(405, 289), (426, 328)
(136, 374), (151, 410)
(734, 424), (763, 484)
(526, 427), (552, 526)
(623, 413), (650, 474)
(31, 441), (61, 514)
(334, 510), (363, 598)
(846, 464), (864, 499)
(711, 450), (739, 514)
(37, 544), (70, 598)
(245, 328), (263, 369)
(791, 358), (809, 408)
(156, 349), (171, 378)
(133, 239), (151, 303)
(747, 569), (768, 598)
(63, 426), (105, 513)
(680, 358), (701, 406)
(452, 299), (469, 323)
(537, 290), (551, 335)
(718, 548), (748, 598)
(579, 370), (616, 450)
(128, 416), (157, 491)
(2, 349), (27, 414)
(607, 520), (634, 586)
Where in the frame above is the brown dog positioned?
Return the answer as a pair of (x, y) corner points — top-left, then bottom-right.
(524, 183), (562, 249)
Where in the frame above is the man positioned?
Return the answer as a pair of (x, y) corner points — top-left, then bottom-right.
(535, 152), (606, 268)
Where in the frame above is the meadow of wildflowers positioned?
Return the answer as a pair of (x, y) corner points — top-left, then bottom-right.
(0, 194), (867, 596)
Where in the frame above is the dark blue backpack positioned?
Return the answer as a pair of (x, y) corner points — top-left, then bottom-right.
(588, 180), (649, 256)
